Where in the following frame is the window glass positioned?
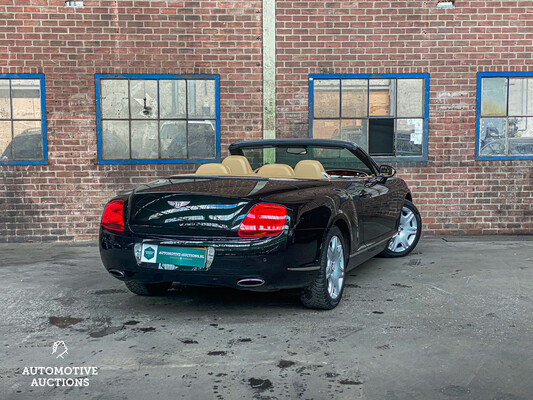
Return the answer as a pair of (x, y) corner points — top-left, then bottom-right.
(314, 79), (340, 118)
(341, 79), (367, 118)
(101, 80), (129, 119)
(479, 118), (506, 156)
(508, 78), (533, 116)
(341, 119), (367, 151)
(313, 119), (340, 140)
(396, 119), (423, 157)
(11, 79), (41, 119)
(187, 80), (216, 119)
(0, 80), (11, 119)
(131, 120), (158, 159)
(159, 80), (186, 118)
(397, 79), (424, 117)
(188, 120), (216, 159)
(129, 80), (158, 119)
(0, 121), (12, 160)
(0, 76), (45, 164)
(102, 120), (129, 160)
(240, 146), (373, 175)
(478, 75), (533, 158)
(369, 79), (395, 116)
(13, 120), (42, 160)
(160, 121), (186, 159)
(481, 78), (507, 116)
(98, 76), (219, 163)
(311, 75), (427, 160)
(508, 117), (533, 156)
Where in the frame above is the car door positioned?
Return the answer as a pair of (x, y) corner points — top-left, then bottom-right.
(358, 178), (397, 244)
(348, 149), (398, 245)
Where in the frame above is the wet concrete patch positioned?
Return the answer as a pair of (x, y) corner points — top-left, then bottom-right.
(277, 360), (295, 368)
(248, 377), (272, 391)
(391, 283), (412, 288)
(92, 289), (127, 295)
(89, 326), (124, 338)
(49, 316), (84, 328)
(207, 351), (227, 356)
(339, 379), (363, 385)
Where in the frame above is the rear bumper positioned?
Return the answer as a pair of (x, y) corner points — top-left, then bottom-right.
(99, 228), (320, 291)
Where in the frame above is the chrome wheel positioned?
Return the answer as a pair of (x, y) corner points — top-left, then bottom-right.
(388, 206), (418, 253)
(326, 235), (345, 300)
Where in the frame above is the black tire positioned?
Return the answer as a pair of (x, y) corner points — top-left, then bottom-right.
(381, 199), (422, 258)
(124, 280), (172, 296)
(300, 226), (347, 310)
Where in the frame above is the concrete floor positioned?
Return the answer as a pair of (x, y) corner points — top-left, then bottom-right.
(0, 237), (532, 400)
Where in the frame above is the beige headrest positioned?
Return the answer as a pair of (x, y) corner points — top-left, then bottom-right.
(256, 164), (295, 178)
(294, 160), (328, 179)
(195, 163), (230, 175)
(222, 155), (254, 175)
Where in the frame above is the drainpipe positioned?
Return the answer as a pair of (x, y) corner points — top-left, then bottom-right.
(263, 0), (276, 163)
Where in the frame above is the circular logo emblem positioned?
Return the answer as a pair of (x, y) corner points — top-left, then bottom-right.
(144, 246), (155, 260)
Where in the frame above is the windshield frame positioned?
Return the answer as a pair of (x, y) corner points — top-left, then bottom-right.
(229, 139), (379, 175)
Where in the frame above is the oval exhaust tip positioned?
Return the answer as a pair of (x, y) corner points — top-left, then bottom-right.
(109, 269), (125, 279)
(237, 278), (265, 288)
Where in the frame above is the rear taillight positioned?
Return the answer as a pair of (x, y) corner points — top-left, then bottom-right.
(238, 203), (287, 237)
(102, 199), (124, 232)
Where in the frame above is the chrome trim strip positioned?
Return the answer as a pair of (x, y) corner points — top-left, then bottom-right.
(350, 236), (391, 258)
(287, 266), (320, 271)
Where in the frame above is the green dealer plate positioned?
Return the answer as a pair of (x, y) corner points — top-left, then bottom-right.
(140, 244), (207, 271)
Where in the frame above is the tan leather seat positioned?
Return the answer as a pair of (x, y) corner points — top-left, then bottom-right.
(195, 163), (230, 175)
(256, 164), (295, 178)
(294, 160), (329, 179)
(222, 155), (254, 176)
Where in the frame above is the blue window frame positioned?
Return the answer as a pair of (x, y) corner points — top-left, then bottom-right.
(309, 73), (430, 162)
(476, 72), (533, 160)
(95, 74), (220, 165)
(0, 74), (47, 165)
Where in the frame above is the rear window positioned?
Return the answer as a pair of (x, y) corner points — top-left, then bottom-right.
(240, 146), (374, 175)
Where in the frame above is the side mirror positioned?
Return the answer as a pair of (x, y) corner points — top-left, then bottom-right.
(379, 165), (396, 178)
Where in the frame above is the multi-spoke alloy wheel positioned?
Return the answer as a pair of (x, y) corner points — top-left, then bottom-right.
(326, 236), (345, 300)
(301, 226), (346, 309)
(381, 199), (422, 258)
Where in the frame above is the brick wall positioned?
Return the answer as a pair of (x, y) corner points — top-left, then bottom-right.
(275, 1), (533, 235)
(0, 0), (263, 241)
(0, 0), (532, 241)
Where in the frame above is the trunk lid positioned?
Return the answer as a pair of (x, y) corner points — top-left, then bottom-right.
(127, 177), (320, 237)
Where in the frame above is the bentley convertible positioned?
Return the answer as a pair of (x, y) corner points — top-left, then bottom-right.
(99, 139), (421, 309)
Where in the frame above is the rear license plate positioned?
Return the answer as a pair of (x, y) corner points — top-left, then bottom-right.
(140, 244), (207, 271)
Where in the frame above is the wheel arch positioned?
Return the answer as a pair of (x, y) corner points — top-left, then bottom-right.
(331, 217), (351, 257)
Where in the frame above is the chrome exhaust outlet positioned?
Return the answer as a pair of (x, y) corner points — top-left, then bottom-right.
(237, 278), (265, 288)
(109, 269), (125, 279)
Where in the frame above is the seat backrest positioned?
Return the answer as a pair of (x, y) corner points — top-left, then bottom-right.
(195, 163), (230, 175)
(222, 155), (254, 175)
(294, 160), (328, 179)
(256, 164), (295, 178)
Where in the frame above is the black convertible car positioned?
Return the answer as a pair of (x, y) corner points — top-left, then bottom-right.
(99, 139), (421, 309)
